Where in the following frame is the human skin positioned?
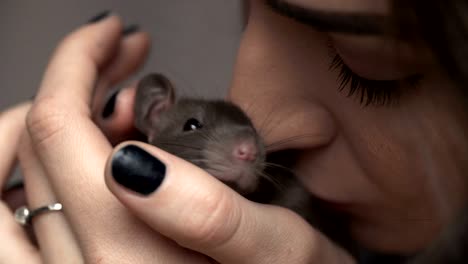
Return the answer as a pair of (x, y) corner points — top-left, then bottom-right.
(2, 0), (468, 262)
(229, 0), (468, 254)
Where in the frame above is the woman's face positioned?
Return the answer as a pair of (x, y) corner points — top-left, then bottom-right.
(229, 0), (468, 254)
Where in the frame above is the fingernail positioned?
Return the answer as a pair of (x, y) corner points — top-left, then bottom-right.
(87, 10), (111, 24)
(111, 145), (166, 195)
(102, 89), (119, 119)
(123, 24), (140, 36)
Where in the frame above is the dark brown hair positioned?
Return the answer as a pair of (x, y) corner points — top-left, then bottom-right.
(394, 0), (468, 88)
(393, 0), (468, 263)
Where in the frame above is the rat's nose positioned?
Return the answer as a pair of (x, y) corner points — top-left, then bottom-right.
(233, 141), (258, 162)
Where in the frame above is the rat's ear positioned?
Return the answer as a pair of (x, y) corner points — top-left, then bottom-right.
(134, 73), (175, 135)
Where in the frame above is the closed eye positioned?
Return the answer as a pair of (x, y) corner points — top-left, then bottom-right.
(328, 42), (423, 107)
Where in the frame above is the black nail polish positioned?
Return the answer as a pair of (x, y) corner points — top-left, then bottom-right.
(111, 145), (166, 195)
(123, 24), (140, 36)
(102, 89), (119, 119)
(87, 10), (111, 24)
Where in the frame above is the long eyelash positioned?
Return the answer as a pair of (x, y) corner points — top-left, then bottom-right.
(328, 44), (422, 107)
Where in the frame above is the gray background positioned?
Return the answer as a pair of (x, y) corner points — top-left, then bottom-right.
(0, 1), (245, 110)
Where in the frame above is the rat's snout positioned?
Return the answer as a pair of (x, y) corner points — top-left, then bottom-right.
(233, 140), (258, 162)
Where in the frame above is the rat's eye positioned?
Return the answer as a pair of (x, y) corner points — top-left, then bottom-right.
(183, 118), (203, 131)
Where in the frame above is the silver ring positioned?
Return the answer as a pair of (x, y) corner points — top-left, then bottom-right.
(14, 203), (63, 226)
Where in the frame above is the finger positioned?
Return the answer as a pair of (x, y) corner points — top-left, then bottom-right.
(0, 102), (31, 189)
(92, 30), (150, 144)
(24, 12), (119, 213)
(0, 202), (41, 264)
(97, 27), (150, 91)
(24, 13), (117, 242)
(18, 132), (83, 264)
(32, 14), (123, 116)
(3, 184), (27, 211)
(98, 84), (141, 145)
(0, 102), (39, 264)
(92, 28), (150, 116)
(21, 131), (207, 263)
(25, 14), (122, 172)
(105, 143), (356, 264)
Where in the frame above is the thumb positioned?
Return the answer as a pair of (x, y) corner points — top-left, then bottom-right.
(105, 142), (356, 264)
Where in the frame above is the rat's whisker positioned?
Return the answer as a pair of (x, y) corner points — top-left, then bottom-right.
(257, 170), (286, 191)
(263, 162), (295, 174)
(196, 130), (214, 142)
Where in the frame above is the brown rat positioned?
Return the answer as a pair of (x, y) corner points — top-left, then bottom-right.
(134, 73), (266, 196)
(134, 73), (353, 252)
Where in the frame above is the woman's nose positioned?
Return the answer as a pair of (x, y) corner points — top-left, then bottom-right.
(244, 98), (337, 153)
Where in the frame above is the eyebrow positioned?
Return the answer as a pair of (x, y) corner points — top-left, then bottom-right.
(266, 0), (392, 35)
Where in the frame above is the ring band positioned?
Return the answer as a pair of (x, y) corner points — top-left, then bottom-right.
(14, 203), (63, 226)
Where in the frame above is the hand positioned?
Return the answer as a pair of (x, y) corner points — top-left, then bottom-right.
(0, 102), (42, 264)
(1, 102), (30, 211)
(104, 142), (356, 263)
(14, 13), (210, 263)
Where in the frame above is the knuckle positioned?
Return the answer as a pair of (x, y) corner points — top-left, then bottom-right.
(179, 189), (242, 248)
(26, 97), (69, 147)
